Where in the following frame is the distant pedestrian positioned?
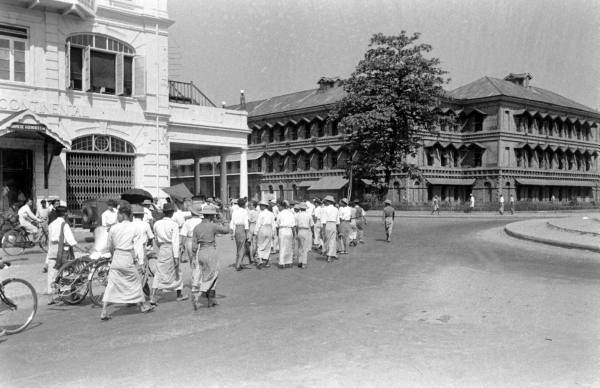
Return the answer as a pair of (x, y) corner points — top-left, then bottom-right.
(499, 194), (505, 215)
(354, 200), (367, 244)
(46, 206), (78, 305)
(468, 193), (475, 213)
(509, 194), (515, 215)
(254, 200), (275, 269)
(295, 203), (313, 268)
(230, 198), (250, 271)
(337, 198), (352, 254)
(312, 198), (323, 251)
(276, 200), (296, 268)
(382, 199), (395, 243)
(321, 196), (340, 262)
(431, 195), (440, 215)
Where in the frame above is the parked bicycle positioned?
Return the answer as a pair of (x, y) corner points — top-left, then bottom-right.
(0, 259), (38, 334)
(1, 223), (48, 256)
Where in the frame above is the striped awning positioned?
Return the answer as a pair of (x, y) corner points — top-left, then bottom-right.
(426, 178), (476, 186)
(515, 178), (595, 187)
(307, 176), (348, 191)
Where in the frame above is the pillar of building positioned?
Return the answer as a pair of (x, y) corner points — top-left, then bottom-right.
(240, 147), (248, 198)
(194, 157), (201, 195)
(220, 152), (228, 206)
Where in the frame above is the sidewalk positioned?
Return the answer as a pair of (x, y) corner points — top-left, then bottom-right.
(366, 208), (597, 221)
(504, 213), (600, 253)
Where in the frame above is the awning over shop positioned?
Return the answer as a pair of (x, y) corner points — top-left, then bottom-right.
(308, 176), (348, 191)
(426, 178), (475, 186)
(515, 178), (595, 187)
(298, 181), (316, 187)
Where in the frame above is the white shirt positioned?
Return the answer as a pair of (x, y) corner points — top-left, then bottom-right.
(499, 196), (505, 204)
(470, 196), (475, 207)
(172, 210), (190, 229)
(272, 205), (279, 220)
(36, 206), (51, 221)
(101, 208), (118, 228)
(132, 218), (154, 261)
(18, 204), (40, 224)
(313, 205), (324, 222)
(295, 212), (314, 229)
(180, 217), (203, 238)
(153, 218), (180, 258)
(277, 208), (296, 228)
(322, 205), (340, 224)
(305, 201), (315, 219)
(143, 207), (153, 224)
(46, 217), (77, 260)
(338, 206), (352, 221)
(230, 207), (249, 230)
(108, 220), (139, 262)
(255, 209), (276, 235)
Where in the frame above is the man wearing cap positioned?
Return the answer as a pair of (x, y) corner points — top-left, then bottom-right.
(276, 200), (296, 268)
(190, 207), (230, 309)
(46, 205), (78, 305)
(295, 203), (313, 268)
(312, 198), (323, 251)
(254, 200), (275, 268)
(151, 203), (187, 303)
(131, 204), (154, 267)
(230, 198), (250, 271)
(101, 199), (119, 231)
(337, 198), (352, 254)
(382, 199), (395, 243)
(321, 196), (340, 262)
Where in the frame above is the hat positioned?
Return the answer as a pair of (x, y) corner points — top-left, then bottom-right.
(189, 203), (204, 217)
(282, 200), (290, 207)
(384, 199), (392, 205)
(293, 204), (300, 210)
(298, 203), (307, 210)
(142, 199), (152, 205)
(162, 203), (175, 213)
(258, 200), (268, 206)
(323, 195), (335, 203)
(340, 198), (348, 205)
(201, 208), (218, 215)
(131, 204), (144, 215)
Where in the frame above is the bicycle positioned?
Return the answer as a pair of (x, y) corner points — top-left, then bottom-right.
(1, 224), (48, 256)
(0, 259), (38, 334)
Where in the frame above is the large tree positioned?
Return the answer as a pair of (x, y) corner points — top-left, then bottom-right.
(333, 31), (449, 189)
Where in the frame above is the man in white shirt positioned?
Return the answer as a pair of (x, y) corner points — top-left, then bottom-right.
(101, 199), (119, 231)
(295, 203), (314, 269)
(46, 206), (78, 304)
(230, 198), (250, 271)
(180, 201), (204, 269)
(131, 205), (154, 267)
(142, 199), (154, 225)
(254, 200), (275, 268)
(276, 200), (296, 268)
(321, 196), (340, 262)
(270, 199), (280, 253)
(312, 198), (324, 250)
(18, 198), (42, 240)
(337, 198), (352, 254)
(499, 194), (505, 215)
(172, 199), (191, 229)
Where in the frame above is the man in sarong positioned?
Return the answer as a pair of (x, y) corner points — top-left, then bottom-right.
(101, 205), (154, 320)
(312, 198), (323, 252)
(151, 203), (187, 304)
(295, 203), (313, 269)
(382, 199), (395, 243)
(276, 200), (296, 269)
(190, 208), (230, 310)
(180, 201), (204, 266)
(320, 196), (340, 263)
(230, 198), (250, 271)
(270, 199), (280, 253)
(337, 198), (352, 255)
(247, 201), (259, 262)
(254, 200), (275, 269)
(46, 206), (78, 305)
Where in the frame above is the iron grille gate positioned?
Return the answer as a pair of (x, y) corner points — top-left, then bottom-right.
(66, 135), (135, 212)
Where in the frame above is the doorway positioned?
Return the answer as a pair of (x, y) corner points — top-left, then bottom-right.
(0, 149), (34, 212)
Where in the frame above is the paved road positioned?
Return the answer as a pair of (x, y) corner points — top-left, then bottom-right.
(2, 218), (600, 387)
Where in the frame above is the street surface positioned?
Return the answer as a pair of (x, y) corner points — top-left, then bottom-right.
(1, 216), (600, 387)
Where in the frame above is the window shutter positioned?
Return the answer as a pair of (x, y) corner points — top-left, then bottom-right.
(115, 53), (124, 95)
(133, 55), (146, 98)
(82, 45), (91, 92)
(65, 41), (71, 89)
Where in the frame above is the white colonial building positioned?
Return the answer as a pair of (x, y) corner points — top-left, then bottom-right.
(0, 0), (249, 213)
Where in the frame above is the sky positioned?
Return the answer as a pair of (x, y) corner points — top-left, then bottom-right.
(167, 0), (600, 111)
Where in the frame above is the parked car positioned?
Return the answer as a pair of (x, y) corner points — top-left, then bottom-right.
(80, 197), (163, 231)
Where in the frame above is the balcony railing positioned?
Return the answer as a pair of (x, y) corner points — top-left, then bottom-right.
(169, 80), (216, 107)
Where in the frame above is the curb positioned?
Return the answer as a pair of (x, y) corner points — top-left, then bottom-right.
(546, 221), (600, 237)
(504, 223), (600, 253)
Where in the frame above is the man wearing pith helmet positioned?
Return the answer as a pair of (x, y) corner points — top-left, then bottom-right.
(320, 195), (340, 262)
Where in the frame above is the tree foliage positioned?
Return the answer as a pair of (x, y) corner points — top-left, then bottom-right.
(332, 31), (449, 186)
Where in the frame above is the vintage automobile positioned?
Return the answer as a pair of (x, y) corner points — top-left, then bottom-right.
(80, 189), (163, 231)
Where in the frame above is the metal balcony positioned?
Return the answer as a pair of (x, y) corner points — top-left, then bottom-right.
(169, 80), (216, 107)
(17, 0), (96, 19)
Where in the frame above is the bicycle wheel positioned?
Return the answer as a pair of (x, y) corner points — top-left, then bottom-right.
(88, 259), (110, 307)
(0, 278), (38, 334)
(53, 259), (90, 305)
(38, 231), (48, 253)
(2, 231), (25, 256)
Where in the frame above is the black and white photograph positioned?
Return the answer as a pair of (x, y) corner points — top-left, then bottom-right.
(0, 0), (599, 386)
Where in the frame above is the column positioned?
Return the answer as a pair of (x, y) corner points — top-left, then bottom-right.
(220, 152), (228, 206)
(240, 147), (248, 198)
(194, 157), (201, 195)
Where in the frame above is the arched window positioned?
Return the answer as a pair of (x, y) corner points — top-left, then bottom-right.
(71, 134), (135, 153)
(66, 33), (138, 96)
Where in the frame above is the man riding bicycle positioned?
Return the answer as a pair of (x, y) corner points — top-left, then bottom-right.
(18, 198), (42, 242)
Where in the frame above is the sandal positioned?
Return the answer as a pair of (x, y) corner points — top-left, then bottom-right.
(140, 304), (155, 313)
(100, 312), (112, 321)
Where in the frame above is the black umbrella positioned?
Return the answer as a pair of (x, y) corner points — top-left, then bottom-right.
(121, 188), (153, 204)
